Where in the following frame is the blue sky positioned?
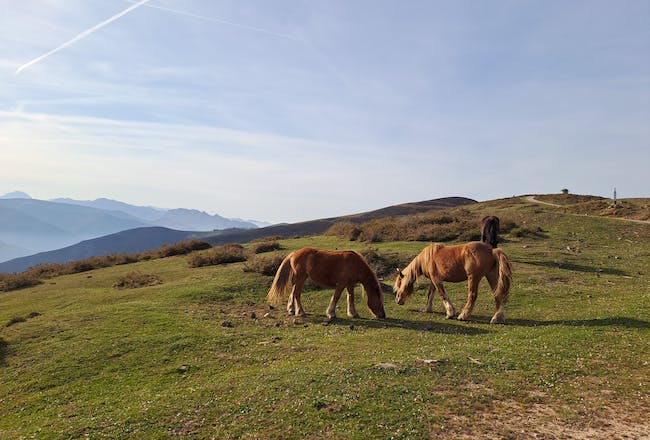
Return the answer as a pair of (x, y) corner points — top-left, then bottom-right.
(1, 0), (648, 223)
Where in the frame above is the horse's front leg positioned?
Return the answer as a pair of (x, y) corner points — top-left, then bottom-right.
(432, 280), (456, 318)
(346, 286), (360, 318)
(457, 276), (480, 321)
(421, 283), (435, 313)
(325, 285), (345, 322)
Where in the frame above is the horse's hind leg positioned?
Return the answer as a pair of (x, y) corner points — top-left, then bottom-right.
(346, 286), (360, 318)
(486, 269), (506, 324)
(457, 275), (480, 321)
(290, 275), (308, 317)
(325, 285), (345, 321)
(432, 280), (456, 318)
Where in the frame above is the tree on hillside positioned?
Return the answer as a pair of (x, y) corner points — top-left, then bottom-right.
(561, 188), (569, 194)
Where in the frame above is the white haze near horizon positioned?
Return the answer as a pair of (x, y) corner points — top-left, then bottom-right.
(1, 0), (648, 224)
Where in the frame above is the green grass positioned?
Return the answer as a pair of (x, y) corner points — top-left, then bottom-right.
(1, 198), (649, 438)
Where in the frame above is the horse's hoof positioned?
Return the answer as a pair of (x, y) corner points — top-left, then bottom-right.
(348, 313), (360, 319)
(322, 316), (334, 325)
(420, 308), (433, 313)
(445, 314), (455, 319)
(490, 316), (505, 324)
(457, 313), (470, 321)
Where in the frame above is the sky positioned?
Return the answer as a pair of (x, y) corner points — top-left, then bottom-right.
(1, 0), (648, 224)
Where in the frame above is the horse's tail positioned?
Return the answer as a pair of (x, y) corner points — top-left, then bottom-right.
(492, 248), (512, 301)
(267, 252), (295, 305)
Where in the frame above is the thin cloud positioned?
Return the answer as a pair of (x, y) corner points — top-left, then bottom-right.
(127, 1), (302, 41)
(15, 0), (152, 75)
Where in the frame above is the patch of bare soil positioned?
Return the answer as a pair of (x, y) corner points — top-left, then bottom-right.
(428, 377), (649, 440)
(431, 400), (649, 439)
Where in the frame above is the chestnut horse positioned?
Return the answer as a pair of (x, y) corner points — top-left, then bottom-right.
(481, 215), (500, 248)
(267, 247), (386, 322)
(394, 241), (512, 323)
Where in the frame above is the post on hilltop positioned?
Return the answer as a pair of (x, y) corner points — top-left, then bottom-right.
(613, 187), (618, 206)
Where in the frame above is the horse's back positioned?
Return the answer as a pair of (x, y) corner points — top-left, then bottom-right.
(292, 247), (366, 287)
(429, 242), (495, 281)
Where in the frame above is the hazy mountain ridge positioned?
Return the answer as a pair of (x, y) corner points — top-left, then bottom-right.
(0, 196), (476, 273)
(0, 192), (263, 263)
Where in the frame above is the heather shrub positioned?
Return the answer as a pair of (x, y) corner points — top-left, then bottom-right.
(0, 273), (43, 292)
(244, 254), (286, 276)
(510, 226), (546, 239)
(113, 271), (162, 289)
(251, 240), (281, 254)
(156, 240), (212, 258)
(188, 244), (247, 268)
(325, 221), (362, 241)
(358, 248), (409, 278)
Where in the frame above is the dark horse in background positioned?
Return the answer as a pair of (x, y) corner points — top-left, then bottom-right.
(481, 215), (500, 248)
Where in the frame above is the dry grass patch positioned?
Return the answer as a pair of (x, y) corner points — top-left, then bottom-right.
(113, 271), (163, 289)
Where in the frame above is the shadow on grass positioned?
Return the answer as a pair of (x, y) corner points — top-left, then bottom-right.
(507, 316), (650, 329)
(0, 337), (8, 366)
(515, 259), (628, 276)
(317, 316), (491, 335)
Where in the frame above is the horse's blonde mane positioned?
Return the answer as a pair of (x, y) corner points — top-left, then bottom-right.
(402, 243), (445, 286)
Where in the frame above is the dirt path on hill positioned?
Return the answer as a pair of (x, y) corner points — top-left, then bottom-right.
(525, 196), (563, 207)
(524, 196), (650, 224)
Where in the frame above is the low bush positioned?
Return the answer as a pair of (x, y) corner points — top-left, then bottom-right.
(0, 273), (43, 292)
(510, 226), (546, 239)
(244, 254), (287, 276)
(252, 241), (281, 254)
(358, 248), (409, 278)
(113, 271), (163, 290)
(156, 240), (212, 258)
(188, 244), (247, 268)
(325, 222), (362, 241)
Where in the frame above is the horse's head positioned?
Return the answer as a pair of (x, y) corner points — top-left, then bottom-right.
(367, 291), (386, 319)
(363, 281), (386, 319)
(393, 268), (414, 305)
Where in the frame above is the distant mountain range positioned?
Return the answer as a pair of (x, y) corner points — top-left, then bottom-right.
(0, 196), (476, 273)
(0, 191), (266, 264)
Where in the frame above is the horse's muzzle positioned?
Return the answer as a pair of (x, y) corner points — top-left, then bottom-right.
(396, 297), (405, 305)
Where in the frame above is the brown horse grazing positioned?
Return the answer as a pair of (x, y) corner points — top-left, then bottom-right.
(267, 247), (386, 322)
(481, 215), (500, 248)
(393, 241), (512, 324)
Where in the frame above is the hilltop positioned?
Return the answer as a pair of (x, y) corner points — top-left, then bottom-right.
(0, 195), (648, 438)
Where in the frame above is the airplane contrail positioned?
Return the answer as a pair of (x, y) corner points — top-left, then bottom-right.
(15, 0), (153, 75)
(126, 1), (303, 41)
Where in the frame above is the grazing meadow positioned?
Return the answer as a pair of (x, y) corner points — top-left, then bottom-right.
(1, 197), (648, 439)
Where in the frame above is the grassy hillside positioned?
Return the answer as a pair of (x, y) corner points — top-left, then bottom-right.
(1, 197), (648, 439)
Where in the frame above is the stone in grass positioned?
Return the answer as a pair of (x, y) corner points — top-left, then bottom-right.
(375, 362), (399, 369)
(221, 321), (234, 328)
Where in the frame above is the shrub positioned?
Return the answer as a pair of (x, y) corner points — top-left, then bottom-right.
(188, 244), (247, 268)
(0, 273), (43, 292)
(156, 240), (212, 258)
(510, 226), (546, 239)
(325, 221), (362, 241)
(252, 241), (281, 254)
(358, 248), (409, 278)
(244, 254), (287, 276)
(113, 271), (162, 289)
